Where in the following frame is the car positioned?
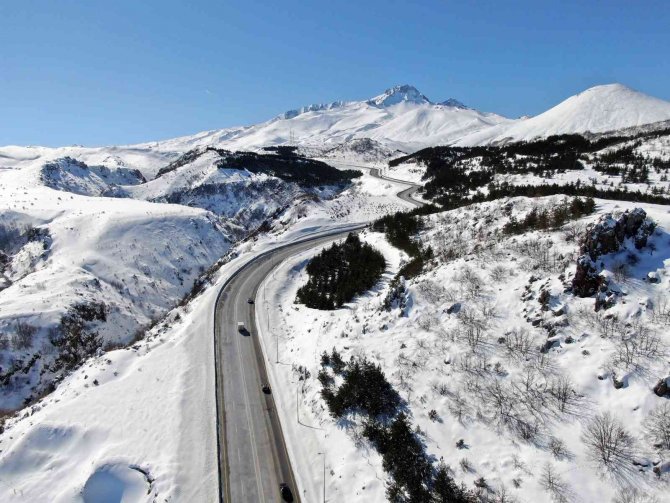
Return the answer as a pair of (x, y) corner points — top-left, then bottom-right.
(279, 483), (294, 502)
(261, 384), (271, 394)
(237, 322), (249, 336)
(247, 298), (254, 304)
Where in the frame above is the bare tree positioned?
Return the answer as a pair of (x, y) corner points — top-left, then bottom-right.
(612, 260), (630, 283)
(503, 328), (534, 360)
(649, 297), (670, 325)
(539, 463), (571, 503)
(643, 402), (670, 452)
(489, 264), (508, 282)
(548, 436), (569, 460)
(548, 375), (582, 416)
(564, 222), (585, 243)
(13, 321), (37, 350)
(448, 390), (471, 423)
(612, 328), (662, 370)
(456, 266), (483, 299)
(613, 487), (660, 503)
(582, 412), (635, 473)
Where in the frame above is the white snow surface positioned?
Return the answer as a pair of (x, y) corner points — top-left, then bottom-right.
(457, 84), (670, 145)
(258, 198), (670, 503)
(0, 158), (415, 500)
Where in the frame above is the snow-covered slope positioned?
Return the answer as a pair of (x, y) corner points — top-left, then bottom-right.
(0, 161), (232, 411)
(259, 198), (670, 503)
(458, 84), (670, 145)
(145, 85), (509, 154)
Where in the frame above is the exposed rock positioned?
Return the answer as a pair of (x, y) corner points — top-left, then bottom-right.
(581, 208), (655, 260)
(653, 376), (669, 397)
(612, 372), (625, 389)
(541, 339), (559, 353)
(647, 271), (660, 284)
(446, 302), (461, 314)
(572, 255), (603, 297)
(572, 209), (654, 300)
(595, 290), (617, 311)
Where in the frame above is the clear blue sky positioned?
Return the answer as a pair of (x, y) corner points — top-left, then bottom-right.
(2, 1), (669, 146)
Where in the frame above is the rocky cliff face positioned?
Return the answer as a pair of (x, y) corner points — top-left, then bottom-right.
(572, 208), (655, 299)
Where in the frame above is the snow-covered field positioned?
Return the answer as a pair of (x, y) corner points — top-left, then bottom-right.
(258, 198), (670, 502)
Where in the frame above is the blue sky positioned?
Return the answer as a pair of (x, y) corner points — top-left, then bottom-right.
(2, 1), (669, 146)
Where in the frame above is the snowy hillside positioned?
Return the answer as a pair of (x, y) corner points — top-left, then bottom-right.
(258, 197), (670, 502)
(2, 80), (670, 502)
(0, 147), (411, 413)
(143, 85), (510, 154)
(0, 161), (232, 411)
(458, 84), (670, 145)
(0, 85), (510, 174)
(389, 126), (670, 203)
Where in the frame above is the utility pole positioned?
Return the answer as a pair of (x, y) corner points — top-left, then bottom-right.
(317, 451), (326, 503)
(275, 321), (279, 363)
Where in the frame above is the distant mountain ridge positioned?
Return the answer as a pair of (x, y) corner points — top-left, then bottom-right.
(2, 83), (670, 174)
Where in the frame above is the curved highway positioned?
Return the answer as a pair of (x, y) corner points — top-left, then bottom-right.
(366, 166), (422, 207)
(213, 164), (422, 502)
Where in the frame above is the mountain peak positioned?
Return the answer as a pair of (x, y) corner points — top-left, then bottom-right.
(581, 83), (633, 94)
(367, 85), (432, 107)
(439, 98), (468, 109)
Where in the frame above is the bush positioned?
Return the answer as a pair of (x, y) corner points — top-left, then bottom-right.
(319, 351), (470, 503)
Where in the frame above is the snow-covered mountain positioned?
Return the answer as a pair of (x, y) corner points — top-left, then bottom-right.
(458, 83), (670, 145)
(3, 83), (669, 175)
(0, 85), (511, 173)
(144, 84), (510, 154)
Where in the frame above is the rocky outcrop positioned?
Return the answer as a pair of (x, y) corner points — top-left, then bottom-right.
(653, 376), (670, 397)
(572, 255), (603, 297)
(572, 209), (655, 299)
(581, 208), (655, 260)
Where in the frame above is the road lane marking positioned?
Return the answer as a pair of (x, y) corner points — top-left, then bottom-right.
(232, 285), (266, 499)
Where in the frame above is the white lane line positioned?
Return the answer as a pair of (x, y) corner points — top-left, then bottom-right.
(232, 276), (266, 500)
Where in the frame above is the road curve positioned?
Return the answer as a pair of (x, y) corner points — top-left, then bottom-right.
(212, 163), (424, 502)
(362, 166), (423, 207)
(213, 225), (365, 503)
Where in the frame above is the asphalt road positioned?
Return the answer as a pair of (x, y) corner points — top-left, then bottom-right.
(362, 166), (423, 207)
(212, 165), (423, 502)
(214, 226), (365, 503)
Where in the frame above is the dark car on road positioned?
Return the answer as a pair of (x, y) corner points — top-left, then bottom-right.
(279, 483), (294, 502)
(247, 298), (254, 304)
(261, 384), (271, 394)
